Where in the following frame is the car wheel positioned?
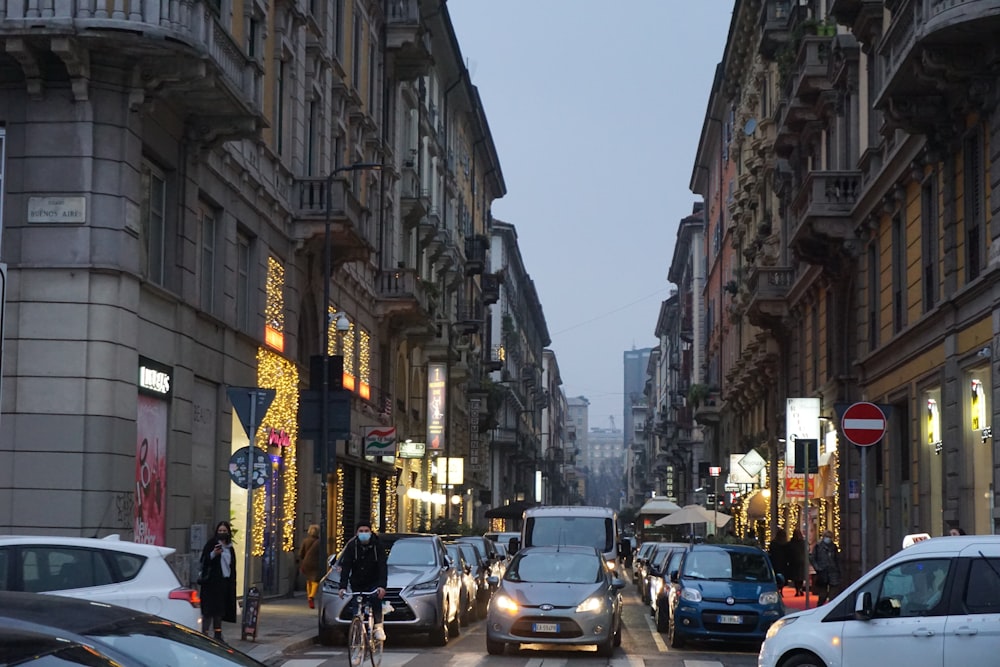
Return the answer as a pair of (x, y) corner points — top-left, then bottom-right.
(613, 617), (622, 647)
(476, 593), (489, 619)
(781, 654), (827, 667)
(596, 635), (615, 658)
(460, 595), (471, 626)
(318, 623), (342, 647)
(448, 601), (461, 637)
(667, 617), (685, 649)
(429, 611), (449, 646)
(486, 637), (506, 655)
(655, 604), (669, 632)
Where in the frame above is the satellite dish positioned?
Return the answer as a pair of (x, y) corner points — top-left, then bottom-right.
(743, 118), (758, 136)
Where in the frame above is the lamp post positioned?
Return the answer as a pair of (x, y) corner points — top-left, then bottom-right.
(319, 161), (381, 572)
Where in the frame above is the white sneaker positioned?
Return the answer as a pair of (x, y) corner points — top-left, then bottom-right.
(373, 624), (386, 641)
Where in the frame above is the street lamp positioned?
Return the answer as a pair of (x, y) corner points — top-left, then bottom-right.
(319, 161), (381, 572)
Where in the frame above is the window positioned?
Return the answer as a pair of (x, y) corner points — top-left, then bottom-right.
(825, 289), (835, 380)
(868, 240), (879, 349)
(247, 12), (262, 59)
(368, 41), (377, 112)
(333, 0), (344, 61)
(964, 558), (1000, 614)
(199, 205), (217, 314)
(140, 161), (167, 286)
(307, 99), (318, 176)
(859, 559), (952, 618)
(276, 60), (287, 156)
(811, 305), (819, 388)
(352, 14), (362, 88)
(891, 213), (905, 333)
(963, 130), (984, 281)
(236, 232), (253, 332)
(18, 547), (113, 593)
(0, 127), (6, 234)
(921, 174), (938, 312)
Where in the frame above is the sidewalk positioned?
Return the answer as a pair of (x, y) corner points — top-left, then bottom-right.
(226, 592), (320, 664)
(782, 589), (823, 613)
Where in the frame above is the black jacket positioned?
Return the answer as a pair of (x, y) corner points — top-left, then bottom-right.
(338, 535), (388, 592)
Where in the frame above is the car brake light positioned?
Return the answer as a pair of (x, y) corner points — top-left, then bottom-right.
(170, 587), (201, 607)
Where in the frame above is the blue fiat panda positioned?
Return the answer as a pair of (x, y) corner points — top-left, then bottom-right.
(666, 543), (785, 647)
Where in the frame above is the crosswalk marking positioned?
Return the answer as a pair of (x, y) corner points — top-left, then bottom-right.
(280, 660), (327, 667)
(642, 611), (668, 653)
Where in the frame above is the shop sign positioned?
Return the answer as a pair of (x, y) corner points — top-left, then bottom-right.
(363, 426), (397, 456)
(784, 465), (816, 499)
(427, 363), (446, 450)
(138, 356), (173, 399)
(398, 440), (426, 458)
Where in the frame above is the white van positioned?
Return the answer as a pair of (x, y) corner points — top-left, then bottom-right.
(518, 506), (621, 571)
(759, 535), (1000, 667)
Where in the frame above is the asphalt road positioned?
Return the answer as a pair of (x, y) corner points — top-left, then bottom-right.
(275, 583), (760, 667)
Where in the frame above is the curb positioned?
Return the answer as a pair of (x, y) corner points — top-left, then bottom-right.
(243, 630), (318, 664)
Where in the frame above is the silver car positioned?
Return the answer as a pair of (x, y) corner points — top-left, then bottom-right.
(485, 545), (625, 657)
(319, 534), (462, 646)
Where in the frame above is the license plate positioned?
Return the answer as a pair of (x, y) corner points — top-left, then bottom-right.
(718, 614), (742, 624)
(532, 622), (560, 633)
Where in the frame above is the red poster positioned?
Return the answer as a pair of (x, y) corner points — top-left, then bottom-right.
(135, 394), (168, 545)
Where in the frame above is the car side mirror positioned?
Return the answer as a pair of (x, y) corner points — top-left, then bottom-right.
(487, 575), (499, 586)
(776, 573), (785, 586)
(465, 564), (472, 575)
(508, 537), (520, 554)
(854, 591), (873, 620)
(611, 578), (626, 590)
(669, 570), (679, 583)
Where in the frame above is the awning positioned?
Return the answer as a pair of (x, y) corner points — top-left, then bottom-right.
(484, 499), (538, 520)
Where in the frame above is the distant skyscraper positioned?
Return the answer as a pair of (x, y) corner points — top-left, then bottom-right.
(623, 348), (652, 449)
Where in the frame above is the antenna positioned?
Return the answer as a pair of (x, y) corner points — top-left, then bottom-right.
(743, 118), (758, 136)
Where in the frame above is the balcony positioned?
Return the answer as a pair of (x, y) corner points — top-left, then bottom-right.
(788, 170), (861, 264)
(375, 269), (435, 327)
(693, 391), (722, 424)
(385, 0), (432, 80)
(874, 0), (1000, 134)
(455, 297), (483, 335)
(789, 36), (832, 100)
(829, 0), (884, 37)
(292, 177), (374, 265)
(399, 158), (428, 226)
(759, 0), (791, 58)
(481, 272), (502, 305)
(484, 345), (504, 373)
(746, 266), (794, 330)
(464, 235), (488, 276)
(0, 1), (264, 142)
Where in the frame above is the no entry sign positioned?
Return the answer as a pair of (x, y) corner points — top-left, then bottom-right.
(841, 402), (887, 446)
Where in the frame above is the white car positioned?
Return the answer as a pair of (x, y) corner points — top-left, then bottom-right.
(758, 535), (1000, 667)
(0, 534), (201, 630)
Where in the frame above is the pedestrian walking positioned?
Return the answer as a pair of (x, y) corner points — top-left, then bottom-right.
(767, 528), (790, 595)
(786, 527), (808, 596)
(337, 522), (388, 641)
(811, 530), (842, 605)
(299, 524), (321, 609)
(199, 520), (238, 643)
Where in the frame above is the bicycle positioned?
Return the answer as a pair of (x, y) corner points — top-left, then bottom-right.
(346, 589), (383, 667)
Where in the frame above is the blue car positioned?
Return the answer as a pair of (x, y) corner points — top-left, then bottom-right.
(666, 543), (784, 648)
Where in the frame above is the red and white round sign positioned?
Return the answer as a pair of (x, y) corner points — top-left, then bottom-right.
(841, 402), (887, 447)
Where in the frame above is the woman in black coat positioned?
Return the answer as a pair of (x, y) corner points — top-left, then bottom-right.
(200, 520), (238, 642)
(786, 527), (808, 596)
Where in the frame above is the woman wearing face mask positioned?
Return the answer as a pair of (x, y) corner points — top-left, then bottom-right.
(337, 522), (388, 640)
(200, 520), (238, 642)
(810, 530), (842, 605)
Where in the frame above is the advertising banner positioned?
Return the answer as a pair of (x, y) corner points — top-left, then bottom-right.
(427, 363), (446, 451)
(364, 426), (397, 456)
(135, 394), (168, 545)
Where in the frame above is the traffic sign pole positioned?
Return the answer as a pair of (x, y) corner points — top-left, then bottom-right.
(243, 393), (256, 622)
(841, 401), (887, 575)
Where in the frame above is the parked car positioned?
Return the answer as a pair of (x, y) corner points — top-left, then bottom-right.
(633, 542), (658, 585)
(759, 535), (1000, 667)
(647, 544), (683, 613)
(444, 542), (478, 626)
(319, 533), (462, 646)
(641, 542), (687, 604)
(667, 543), (784, 648)
(455, 541), (492, 619)
(455, 536), (503, 598)
(652, 549), (685, 632)
(485, 545), (625, 657)
(0, 591), (265, 666)
(0, 535), (200, 630)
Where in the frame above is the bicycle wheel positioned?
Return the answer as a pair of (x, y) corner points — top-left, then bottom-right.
(348, 617), (365, 667)
(368, 629), (383, 667)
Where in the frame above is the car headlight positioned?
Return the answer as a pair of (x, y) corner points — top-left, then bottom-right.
(680, 588), (702, 602)
(765, 616), (797, 640)
(606, 560), (616, 570)
(575, 596), (603, 613)
(321, 579), (339, 593)
(759, 590), (781, 605)
(651, 578), (663, 596)
(493, 594), (519, 614)
(409, 578), (439, 593)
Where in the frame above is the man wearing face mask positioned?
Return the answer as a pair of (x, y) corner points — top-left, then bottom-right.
(199, 520), (238, 642)
(810, 530), (842, 605)
(338, 521), (388, 640)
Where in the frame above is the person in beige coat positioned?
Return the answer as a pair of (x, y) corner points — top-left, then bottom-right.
(299, 524), (321, 608)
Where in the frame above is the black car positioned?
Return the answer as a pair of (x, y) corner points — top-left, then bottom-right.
(0, 591), (265, 666)
(454, 541), (492, 618)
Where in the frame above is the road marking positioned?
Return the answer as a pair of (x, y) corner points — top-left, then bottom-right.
(279, 660), (326, 667)
(642, 610), (668, 653)
(379, 652), (421, 667)
(524, 659), (544, 667)
(683, 662), (724, 667)
(610, 656), (643, 667)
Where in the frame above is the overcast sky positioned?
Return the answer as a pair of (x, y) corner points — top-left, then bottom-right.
(447, 1), (733, 430)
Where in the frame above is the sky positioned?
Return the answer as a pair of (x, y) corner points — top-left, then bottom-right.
(447, 1), (734, 430)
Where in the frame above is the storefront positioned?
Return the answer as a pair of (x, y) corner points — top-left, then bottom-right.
(135, 357), (173, 546)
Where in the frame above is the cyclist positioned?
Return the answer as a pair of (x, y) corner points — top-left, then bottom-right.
(338, 522), (388, 640)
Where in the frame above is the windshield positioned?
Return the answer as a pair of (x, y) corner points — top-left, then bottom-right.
(386, 539), (437, 566)
(506, 551), (602, 584)
(526, 516), (613, 553)
(87, 619), (262, 666)
(682, 550), (773, 582)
